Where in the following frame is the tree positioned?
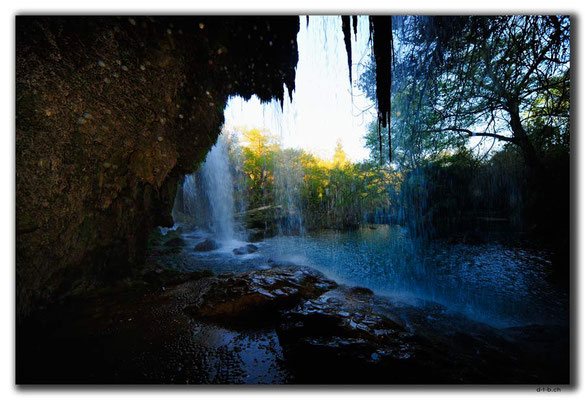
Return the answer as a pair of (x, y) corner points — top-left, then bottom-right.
(238, 128), (280, 208)
(427, 16), (570, 174)
(233, 129), (400, 231)
(332, 139), (348, 167)
(359, 16), (570, 174)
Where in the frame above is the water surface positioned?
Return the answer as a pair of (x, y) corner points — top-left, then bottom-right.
(169, 224), (568, 328)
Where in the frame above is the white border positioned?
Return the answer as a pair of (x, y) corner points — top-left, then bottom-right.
(2, 1), (582, 399)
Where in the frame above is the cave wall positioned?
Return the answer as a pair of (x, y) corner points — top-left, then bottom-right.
(16, 16), (299, 318)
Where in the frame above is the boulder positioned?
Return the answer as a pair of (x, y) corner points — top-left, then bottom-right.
(349, 286), (374, 296)
(232, 247), (247, 255)
(276, 287), (434, 383)
(246, 244), (259, 253)
(194, 238), (219, 252)
(247, 229), (265, 242)
(232, 244), (259, 255)
(177, 266), (553, 383)
(183, 266), (337, 324)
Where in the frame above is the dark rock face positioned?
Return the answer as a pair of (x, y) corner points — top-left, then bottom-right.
(15, 16), (299, 318)
(194, 238), (219, 252)
(183, 266), (337, 323)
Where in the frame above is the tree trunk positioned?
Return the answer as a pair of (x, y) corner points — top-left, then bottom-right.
(507, 99), (543, 176)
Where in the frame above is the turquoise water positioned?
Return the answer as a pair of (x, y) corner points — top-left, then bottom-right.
(263, 226), (568, 328)
(171, 224), (568, 328)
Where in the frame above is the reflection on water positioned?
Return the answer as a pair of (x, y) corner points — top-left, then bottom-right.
(172, 224), (568, 328)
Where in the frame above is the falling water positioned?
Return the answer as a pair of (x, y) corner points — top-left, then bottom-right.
(161, 16), (569, 330)
(175, 133), (238, 241)
(273, 150), (306, 236)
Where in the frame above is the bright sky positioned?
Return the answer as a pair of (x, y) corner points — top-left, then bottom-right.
(223, 16), (375, 162)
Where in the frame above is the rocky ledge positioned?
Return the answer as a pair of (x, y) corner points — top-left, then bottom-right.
(276, 287), (431, 383)
(17, 264), (569, 384)
(177, 265), (568, 384)
(183, 266), (337, 323)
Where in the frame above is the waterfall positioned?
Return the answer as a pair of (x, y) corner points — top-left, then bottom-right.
(175, 133), (238, 241)
(273, 149), (306, 235)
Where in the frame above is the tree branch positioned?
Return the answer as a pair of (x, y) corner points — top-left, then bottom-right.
(431, 127), (518, 144)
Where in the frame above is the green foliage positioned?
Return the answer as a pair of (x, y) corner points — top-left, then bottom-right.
(229, 129), (396, 230)
(236, 128), (279, 207)
(226, 125), (565, 238)
(359, 16), (570, 171)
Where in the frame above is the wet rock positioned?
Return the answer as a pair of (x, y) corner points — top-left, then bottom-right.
(349, 286), (374, 296)
(183, 266), (337, 324)
(232, 244), (259, 255)
(272, 285), (565, 384)
(247, 229), (265, 242)
(276, 287), (434, 383)
(194, 239), (219, 252)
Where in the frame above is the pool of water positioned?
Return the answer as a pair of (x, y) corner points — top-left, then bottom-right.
(165, 224), (568, 328)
